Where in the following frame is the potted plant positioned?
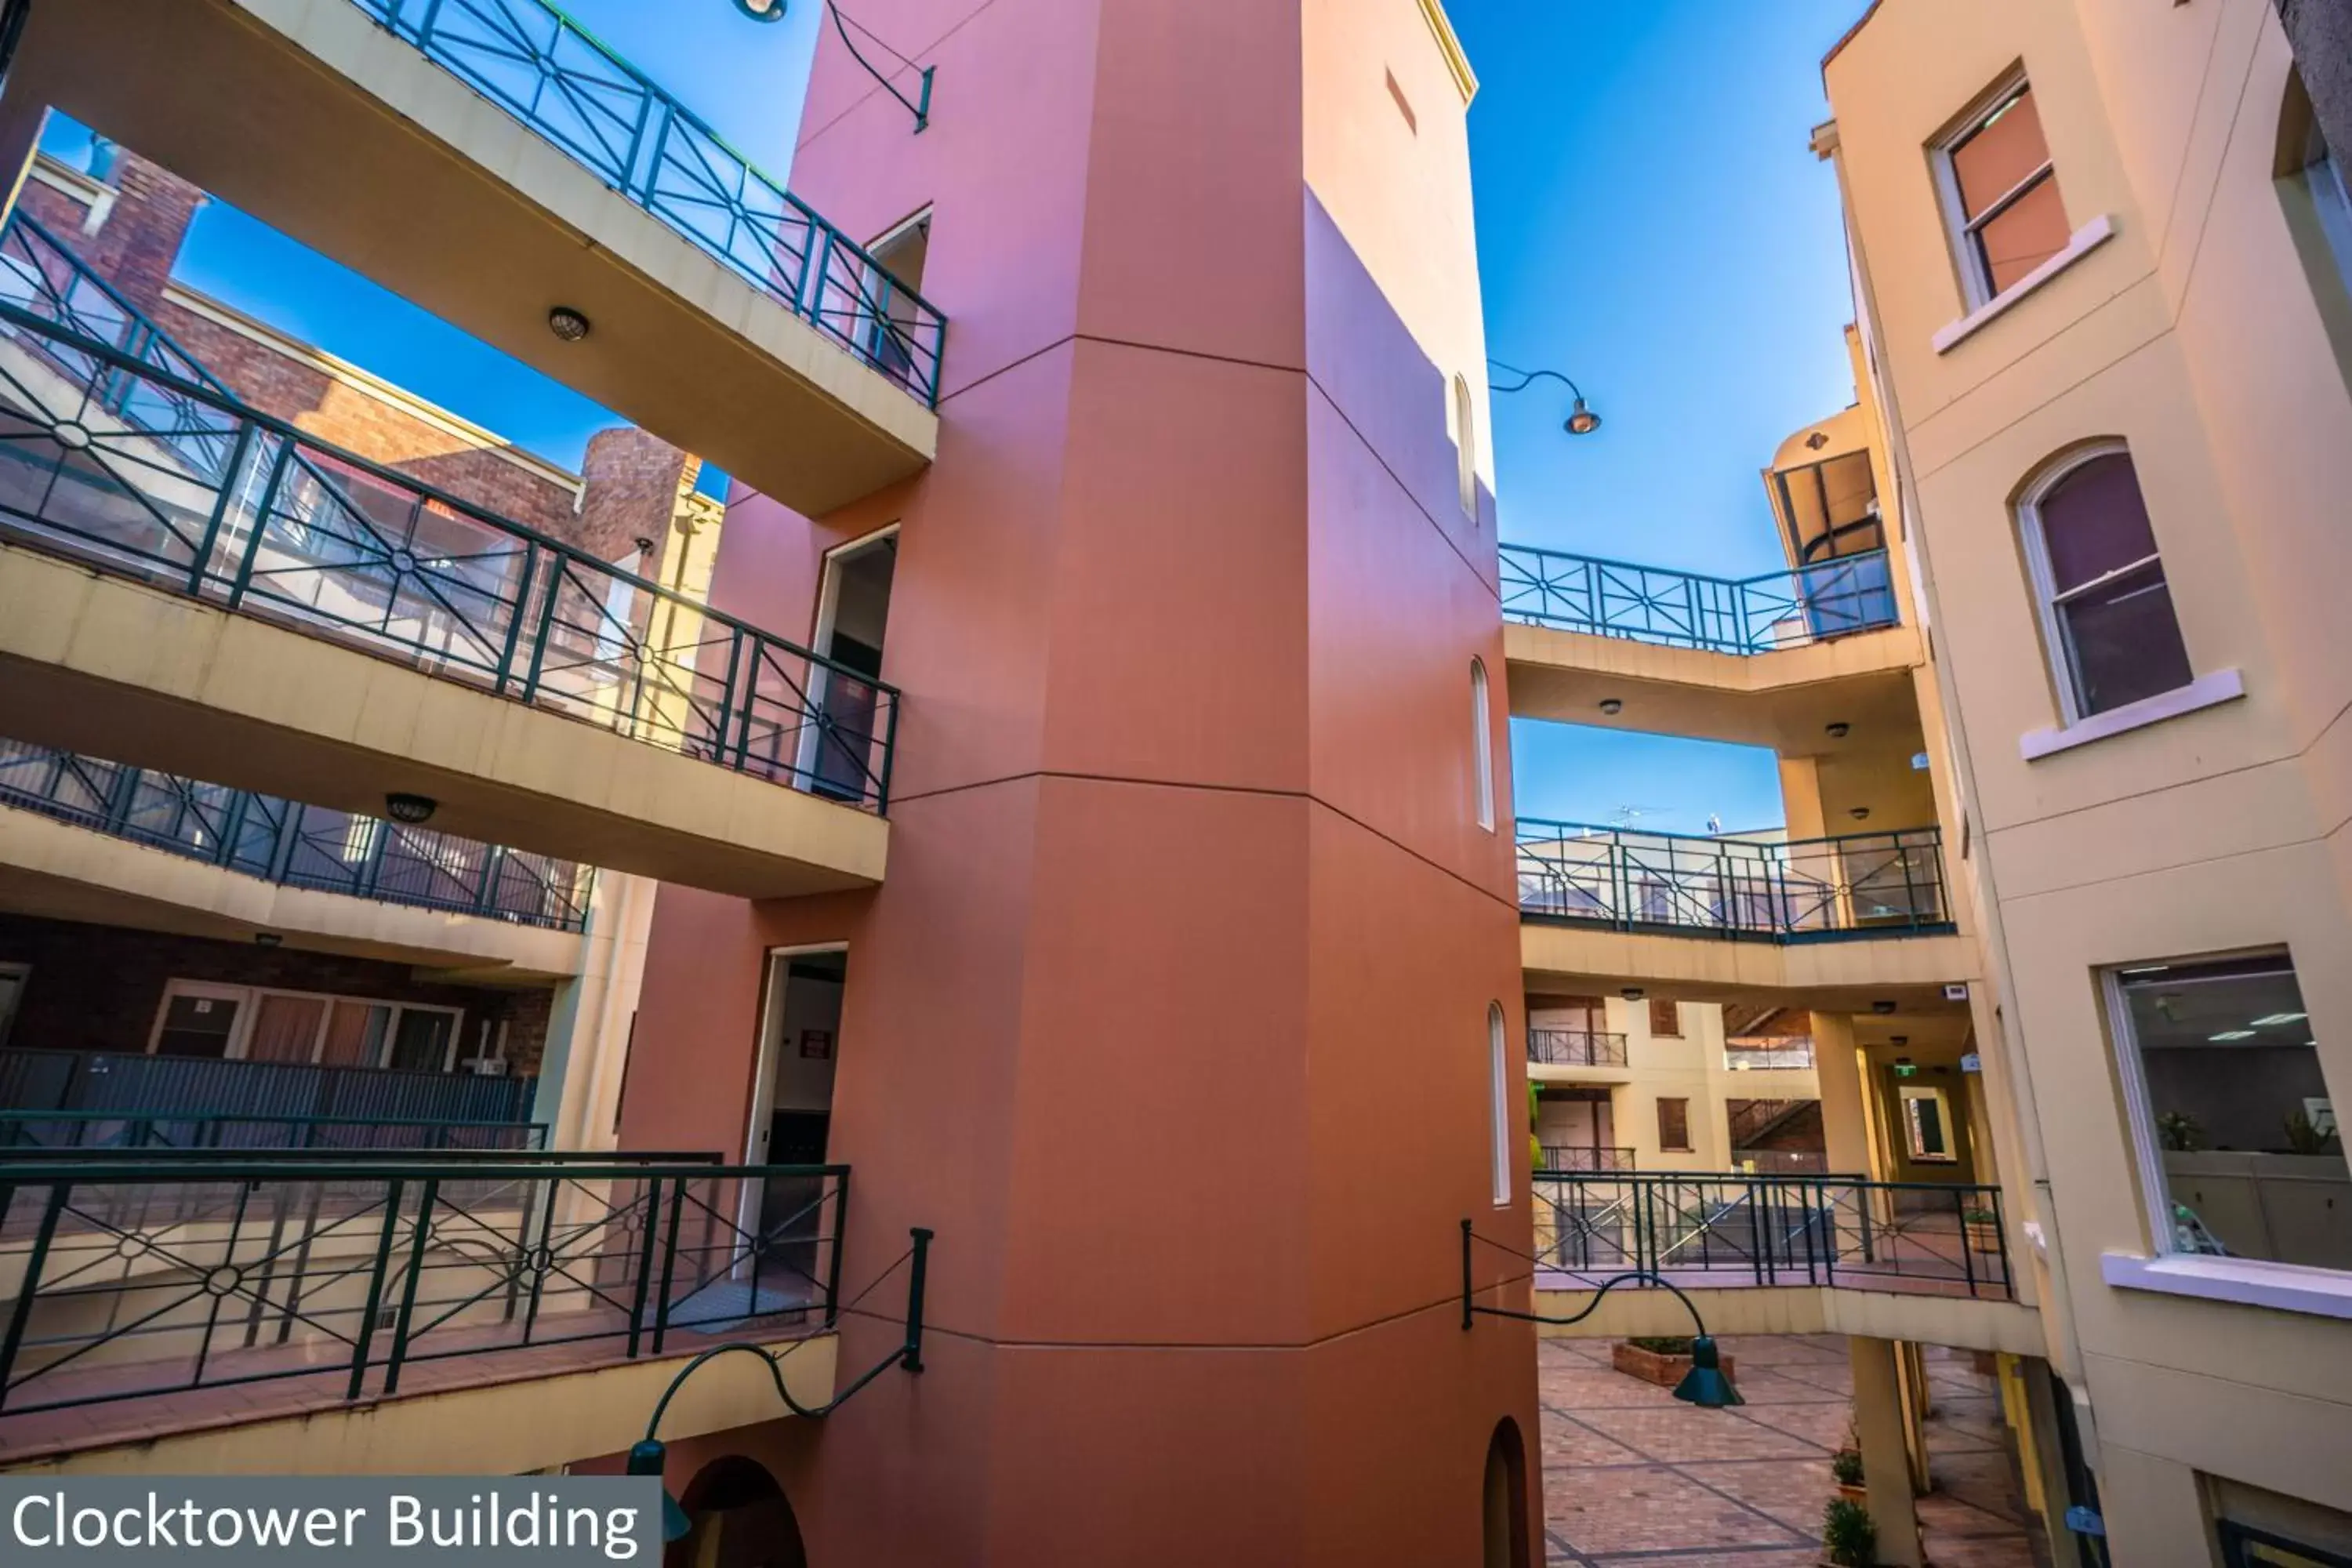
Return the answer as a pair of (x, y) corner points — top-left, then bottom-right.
(1962, 1207), (2002, 1254)
(1831, 1445), (1865, 1504)
(1821, 1498), (1877, 1568)
(1611, 1335), (1737, 1388)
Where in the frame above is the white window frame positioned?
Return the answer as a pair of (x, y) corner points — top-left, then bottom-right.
(145, 980), (464, 1069)
(1933, 72), (2058, 310)
(1470, 658), (1495, 833)
(1488, 1002), (1512, 1207)
(0, 960), (28, 1049)
(2101, 949), (2334, 1265)
(1453, 374), (1479, 521)
(2016, 440), (2182, 725)
(797, 524), (899, 791)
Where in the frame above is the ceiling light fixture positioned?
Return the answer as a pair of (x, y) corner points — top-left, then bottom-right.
(547, 307), (592, 343)
(386, 793), (439, 826)
(1826, 722), (1851, 739)
(1871, 1000), (1897, 1015)
(2207, 1030), (2257, 1042)
(1599, 699), (1624, 716)
(1621, 987), (1646, 1001)
(1849, 807), (1871, 822)
(2249, 1013), (2308, 1026)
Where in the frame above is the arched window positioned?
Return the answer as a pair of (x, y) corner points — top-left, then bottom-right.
(2017, 445), (2192, 720)
(1487, 1002), (1512, 1206)
(1470, 659), (1496, 832)
(1454, 374), (1479, 521)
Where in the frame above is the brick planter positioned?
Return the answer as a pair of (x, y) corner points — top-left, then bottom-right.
(1611, 1339), (1736, 1388)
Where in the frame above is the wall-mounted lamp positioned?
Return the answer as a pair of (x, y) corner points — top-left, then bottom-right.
(731, 0), (786, 18)
(1490, 361), (1602, 437)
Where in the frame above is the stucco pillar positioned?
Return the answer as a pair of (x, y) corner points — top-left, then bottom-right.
(2279, 0), (2352, 170)
(1778, 756), (1828, 841)
(1811, 1011), (1875, 1177)
(1852, 1336), (1926, 1567)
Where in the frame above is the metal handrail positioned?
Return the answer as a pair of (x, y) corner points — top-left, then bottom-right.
(1529, 1171), (2013, 1301)
(0, 739), (596, 931)
(1537, 1145), (1636, 1173)
(1527, 1028), (1629, 1068)
(352, 0), (946, 404)
(0, 214), (233, 397)
(0, 1159), (853, 1419)
(0, 1109), (551, 1152)
(1515, 817), (1952, 942)
(0, 299), (902, 811)
(1499, 540), (1899, 654)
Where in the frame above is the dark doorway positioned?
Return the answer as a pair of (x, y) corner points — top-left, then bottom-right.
(669, 1455), (807, 1568)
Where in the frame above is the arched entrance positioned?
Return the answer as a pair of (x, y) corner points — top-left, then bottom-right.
(668, 1455), (808, 1568)
(1483, 1416), (1532, 1568)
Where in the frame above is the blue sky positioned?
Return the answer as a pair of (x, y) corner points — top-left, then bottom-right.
(1453, 1), (1869, 833)
(46, 0), (1864, 835)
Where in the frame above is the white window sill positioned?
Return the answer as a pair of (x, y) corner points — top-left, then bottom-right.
(2101, 1251), (2352, 1322)
(2019, 668), (2244, 761)
(1932, 215), (2118, 355)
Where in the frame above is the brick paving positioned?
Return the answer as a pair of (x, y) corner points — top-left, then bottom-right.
(1536, 1334), (2042, 1568)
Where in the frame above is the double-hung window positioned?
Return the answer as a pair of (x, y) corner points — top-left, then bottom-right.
(2018, 445), (2193, 720)
(1939, 80), (2073, 306)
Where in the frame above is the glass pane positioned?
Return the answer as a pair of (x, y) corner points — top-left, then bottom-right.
(154, 993), (240, 1058)
(2041, 454), (2161, 593)
(2121, 955), (2349, 1270)
(246, 994), (326, 1064)
(1976, 172), (2071, 293)
(2059, 561), (2193, 714)
(1952, 87), (2052, 220)
(321, 1000), (390, 1067)
(388, 1009), (457, 1073)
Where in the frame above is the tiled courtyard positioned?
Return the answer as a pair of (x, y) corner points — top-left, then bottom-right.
(1537, 1334), (2043, 1568)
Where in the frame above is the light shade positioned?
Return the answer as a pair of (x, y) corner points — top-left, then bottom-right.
(384, 793), (437, 825)
(1564, 397), (1602, 436)
(1671, 1336), (1743, 1408)
(732, 0), (786, 19)
(626, 1439), (693, 1543)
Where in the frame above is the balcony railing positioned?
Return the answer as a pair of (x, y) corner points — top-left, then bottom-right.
(1527, 1029), (1628, 1069)
(0, 1047), (538, 1126)
(0, 1109), (548, 1154)
(1499, 542), (1898, 655)
(1532, 1171), (2013, 1300)
(352, 0), (945, 405)
(1733, 1149), (1831, 1177)
(0, 252), (900, 812)
(1516, 818), (1952, 941)
(0, 1157), (848, 1417)
(0, 739), (596, 932)
(1538, 1145), (1635, 1173)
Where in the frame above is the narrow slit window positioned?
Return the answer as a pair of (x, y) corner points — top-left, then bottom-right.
(1471, 659), (1495, 832)
(1489, 1002), (1512, 1206)
(1454, 374), (1479, 521)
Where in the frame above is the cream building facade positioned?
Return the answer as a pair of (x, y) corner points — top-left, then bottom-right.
(1820, 0), (2352, 1559)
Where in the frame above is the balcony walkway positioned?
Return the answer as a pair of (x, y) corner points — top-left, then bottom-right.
(1499, 543), (1922, 748)
(16, 0), (940, 516)
(0, 221), (891, 897)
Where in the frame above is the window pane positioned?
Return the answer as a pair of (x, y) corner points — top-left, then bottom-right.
(2120, 955), (2347, 1270)
(1657, 1097), (1690, 1150)
(1952, 88), (2052, 221)
(388, 1009), (457, 1073)
(1650, 997), (1681, 1037)
(2040, 453), (2160, 591)
(1976, 172), (2071, 293)
(2059, 561), (2193, 714)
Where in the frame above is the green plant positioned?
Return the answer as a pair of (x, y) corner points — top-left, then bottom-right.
(2283, 1109), (2343, 1156)
(1822, 1498), (1877, 1567)
(2156, 1111), (2204, 1152)
(1627, 1336), (1696, 1356)
(1831, 1448), (1864, 1486)
(1962, 1207), (1999, 1225)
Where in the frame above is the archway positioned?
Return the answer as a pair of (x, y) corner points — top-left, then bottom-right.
(668, 1454), (808, 1568)
(1482, 1416), (1532, 1568)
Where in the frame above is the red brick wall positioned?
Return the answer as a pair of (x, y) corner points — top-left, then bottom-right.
(19, 148), (695, 557)
(0, 913), (554, 1076)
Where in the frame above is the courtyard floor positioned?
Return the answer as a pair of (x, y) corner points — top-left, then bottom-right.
(1536, 1333), (2045, 1568)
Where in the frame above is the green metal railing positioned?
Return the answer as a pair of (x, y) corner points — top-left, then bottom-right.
(0, 1046), (539, 1128)
(351, 0), (945, 404)
(1500, 541), (1898, 653)
(0, 280), (901, 811)
(0, 739), (596, 931)
(1527, 1028), (1628, 1068)
(1532, 1171), (2014, 1301)
(1516, 818), (1952, 941)
(0, 1158), (848, 1417)
(0, 1109), (549, 1154)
